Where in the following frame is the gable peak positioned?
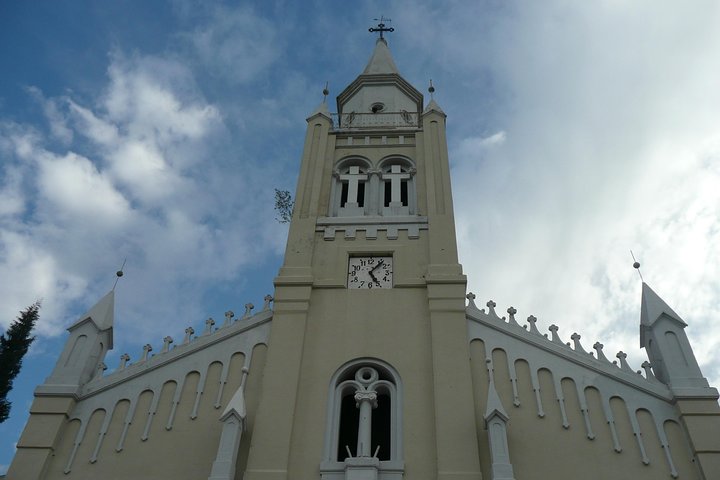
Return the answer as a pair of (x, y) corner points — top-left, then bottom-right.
(640, 282), (685, 328)
(70, 289), (115, 332)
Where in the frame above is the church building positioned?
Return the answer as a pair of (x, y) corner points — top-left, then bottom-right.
(7, 28), (720, 480)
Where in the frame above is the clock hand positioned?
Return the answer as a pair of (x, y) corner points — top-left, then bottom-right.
(369, 269), (378, 283)
(369, 260), (384, 285)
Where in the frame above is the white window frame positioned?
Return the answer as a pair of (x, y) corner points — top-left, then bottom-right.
(330, 157), (373, 217)
(320, 358), (404, 480)
(378, 156), (416, 216)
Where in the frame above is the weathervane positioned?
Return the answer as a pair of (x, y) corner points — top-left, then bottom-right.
(369, 16), (394, 39)
(113, 258), (127, 290)
(630, 250), (644, 282)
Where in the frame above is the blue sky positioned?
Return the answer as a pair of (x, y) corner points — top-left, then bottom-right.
(2, 0), (720, 472)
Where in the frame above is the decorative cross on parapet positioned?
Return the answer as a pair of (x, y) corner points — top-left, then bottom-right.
(593, 342), (610, 363)
(616, 351), (634, 373)
(140, 344), (152, 362)
(119, 353), (130, 370)
(548, 324), (563, 345)
(465, 292), (477, 309)
(161, 336), (173, 353)
(263, 294), (273, 311)
(94, 362), (107, 380)
(570, 332), (589, 354)
(183, 326), (195, 344)
(369, 16), (394, 40)
(486, 300), (497, 317)
(204, 317), (215, 335)
(506, 307), (520, 327)
(526, 315), (541, 336)
(641, 361), (658, 381)
(224, 310), (235, 326)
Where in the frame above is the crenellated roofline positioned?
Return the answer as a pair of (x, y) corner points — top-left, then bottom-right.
(465, 294), (672, 400)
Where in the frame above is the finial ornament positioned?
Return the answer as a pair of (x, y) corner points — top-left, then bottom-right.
(322, 81), (329, 103)
(113, 258), (127, 290)
(204, 317), (215, 335)
(630, 250), (644, 282)
(119, 353), (130, 370)
(183, 327), (194, 344)
(428, 79), (435, 100)
(369, 16), (394, 40)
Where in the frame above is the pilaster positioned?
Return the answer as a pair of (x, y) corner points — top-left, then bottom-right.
(242, 278), (312, 480)
(427, 277), (483, 480)
(675, 398), (720, 480)
(6, 396), (76, 480)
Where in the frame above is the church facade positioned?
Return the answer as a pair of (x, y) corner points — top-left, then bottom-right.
(7, 35), (720, 480)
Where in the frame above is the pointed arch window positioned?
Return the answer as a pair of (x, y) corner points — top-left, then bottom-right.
(321, 359), (404, 480)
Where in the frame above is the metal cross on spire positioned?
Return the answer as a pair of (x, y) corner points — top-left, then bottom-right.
(369, 16), (394, 39)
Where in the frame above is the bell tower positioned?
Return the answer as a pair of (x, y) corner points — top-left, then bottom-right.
(243, 28), (482, 480)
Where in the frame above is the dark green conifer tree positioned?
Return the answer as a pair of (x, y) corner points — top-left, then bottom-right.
(0, 302), (39, 423)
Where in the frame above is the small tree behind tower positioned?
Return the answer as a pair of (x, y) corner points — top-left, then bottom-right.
(0, 302), (39, 423)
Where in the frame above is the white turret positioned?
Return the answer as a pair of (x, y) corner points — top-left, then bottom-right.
(639, 283), (717, 398)
(37, 290), (114, 396)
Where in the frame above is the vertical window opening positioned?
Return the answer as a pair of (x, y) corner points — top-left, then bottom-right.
(384, 181), (391, 207)
(340, 182), (349, 207)
(337, 393), (360, 460)
(371, 393), (391, 460)
(400, 181), (408, 206)
(357, 182), (365, 207)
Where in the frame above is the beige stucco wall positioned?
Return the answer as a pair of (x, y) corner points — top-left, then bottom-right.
(18, 344), (267, 480)
(470, 339), (700, 479)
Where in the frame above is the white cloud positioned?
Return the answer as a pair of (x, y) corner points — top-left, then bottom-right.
(68, 101), (119, 146)
(0, 49), (281, 341)
(0, 230), (87, 336)
(25, 87), (73, 144)
(0, 166), (25, 218)
(443, 1), (720, 383)
(185, 6), (280, 83)
(36, 151), (131, 224)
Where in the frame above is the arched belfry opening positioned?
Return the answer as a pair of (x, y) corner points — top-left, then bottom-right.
(331, 157), (372, 217)
(336, 366), (392, 460)
(321, 359), (404, 479)
(379, 156), (415, 216)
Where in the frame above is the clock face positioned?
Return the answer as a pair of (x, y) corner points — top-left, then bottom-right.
(347, 256), (393, 289)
